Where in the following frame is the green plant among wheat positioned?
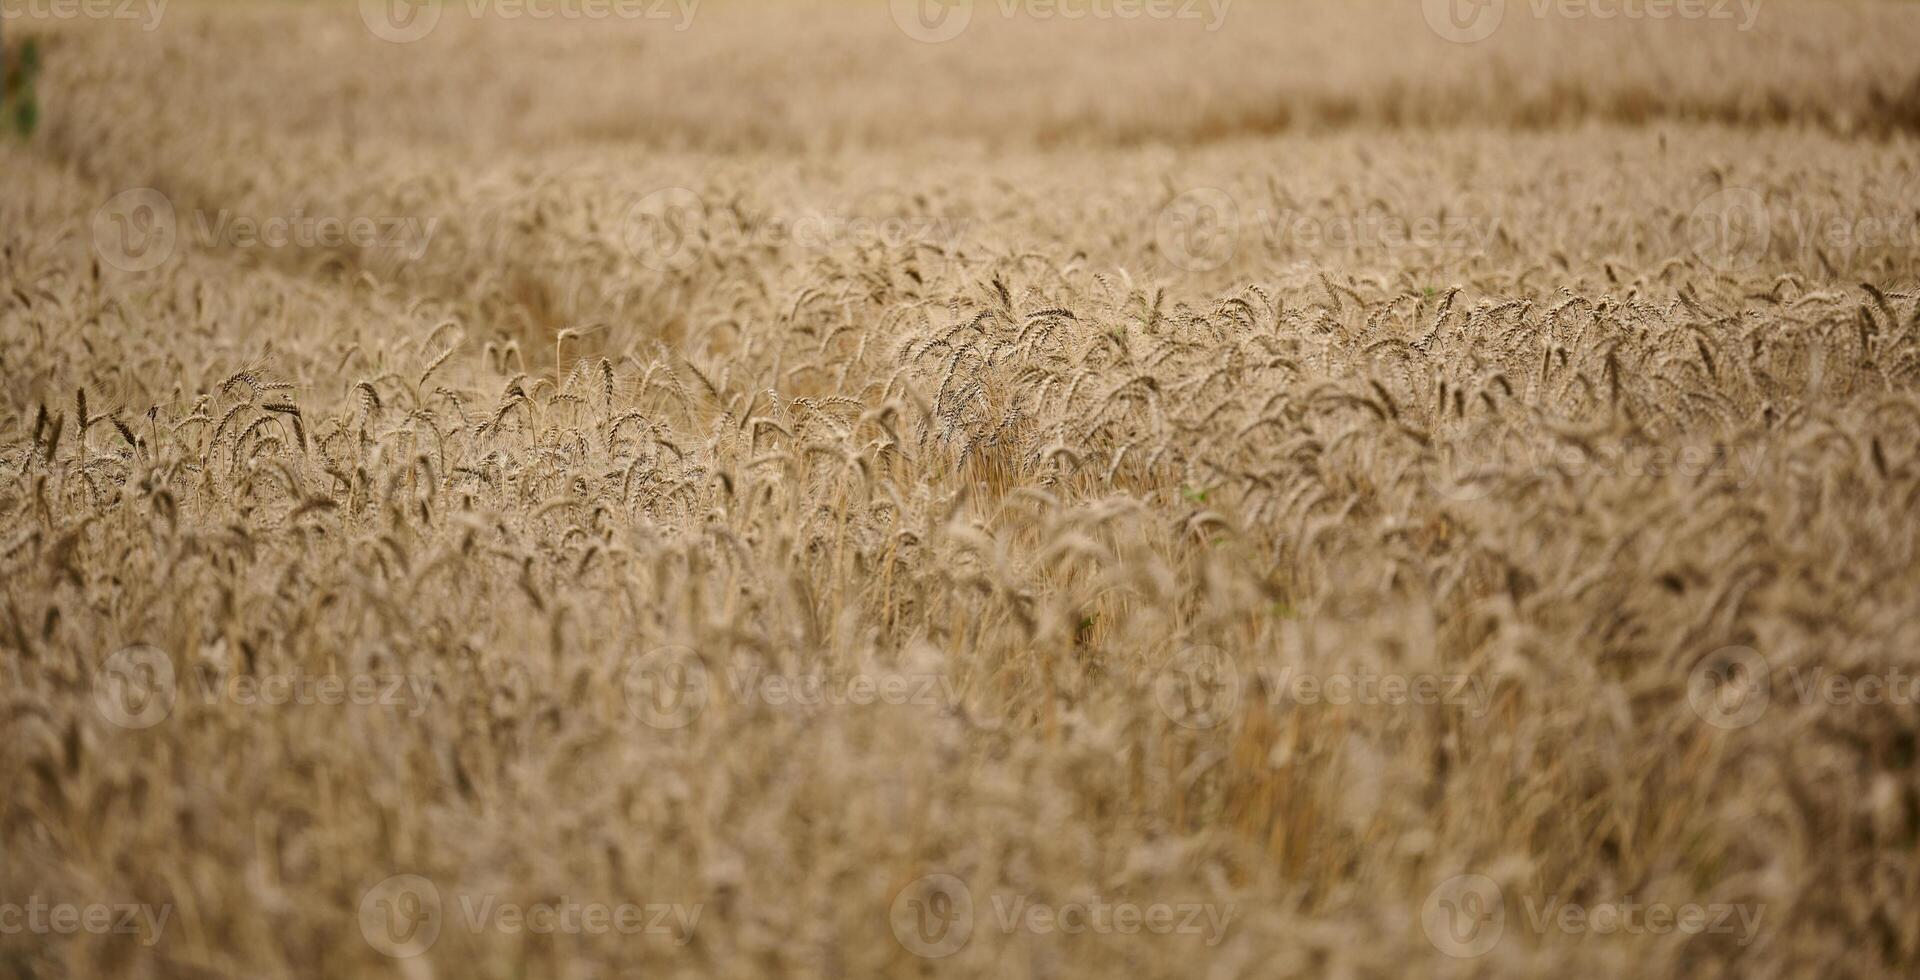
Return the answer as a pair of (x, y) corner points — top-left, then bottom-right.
(1, 36), (38, 137)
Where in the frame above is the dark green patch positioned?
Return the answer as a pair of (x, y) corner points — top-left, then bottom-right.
(4, 38), (41, 137)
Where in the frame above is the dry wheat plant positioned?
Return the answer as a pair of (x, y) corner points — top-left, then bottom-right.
(3, 0), (1920, 977)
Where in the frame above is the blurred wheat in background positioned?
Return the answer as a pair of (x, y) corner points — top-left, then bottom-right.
(3, 0), (1920, 977)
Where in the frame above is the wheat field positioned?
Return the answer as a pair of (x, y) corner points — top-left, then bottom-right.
(3, 0), (1920, 977)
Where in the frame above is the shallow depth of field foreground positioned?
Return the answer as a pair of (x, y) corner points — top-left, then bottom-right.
(4, 1), (1920, 977)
